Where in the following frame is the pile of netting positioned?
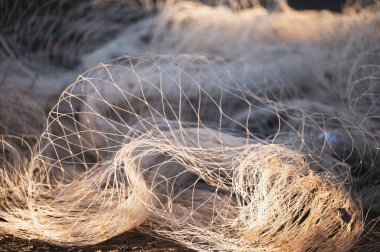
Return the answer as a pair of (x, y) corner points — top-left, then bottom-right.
(1, 1), (380, 251)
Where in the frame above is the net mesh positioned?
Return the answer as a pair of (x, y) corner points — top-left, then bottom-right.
(0, 1), (380, 251)
(0, 54), (371, 250)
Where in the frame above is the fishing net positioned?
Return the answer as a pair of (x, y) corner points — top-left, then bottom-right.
(0, 1), (380, 251)
(0, 53), (373, 251)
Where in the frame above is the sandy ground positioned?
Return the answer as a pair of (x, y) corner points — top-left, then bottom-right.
(0, 231), (191, 251)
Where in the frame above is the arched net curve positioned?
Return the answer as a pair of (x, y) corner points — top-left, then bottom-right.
(0, 54), (366, 251)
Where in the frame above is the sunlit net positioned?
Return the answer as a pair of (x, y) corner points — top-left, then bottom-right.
(1, 1), (380, 251)
(0, 54), (371, 250)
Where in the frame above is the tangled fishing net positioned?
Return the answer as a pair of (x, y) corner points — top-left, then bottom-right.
(1, 1), (380, 251)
